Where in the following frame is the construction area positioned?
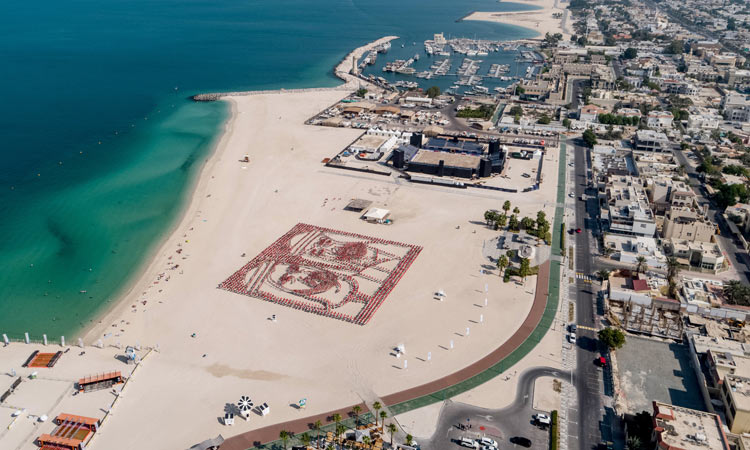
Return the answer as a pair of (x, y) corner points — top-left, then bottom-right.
(605, 275), (684, 340)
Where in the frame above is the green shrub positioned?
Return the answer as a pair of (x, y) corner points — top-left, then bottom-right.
(550, 410), (559, 450)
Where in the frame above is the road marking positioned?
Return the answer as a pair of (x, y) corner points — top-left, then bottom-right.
(576, 325), (597, 332)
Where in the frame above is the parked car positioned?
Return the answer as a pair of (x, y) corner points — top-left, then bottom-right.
(533, 413), (551, 426)
(569, 324), (577, 333)
(569, 332), (577, 344)
(510, 436), (532, 448)
(477, 437), (497, 448)
(575, 228), (582, 233)
(596, 356), (607, 367)
(459, 437), (479, 449)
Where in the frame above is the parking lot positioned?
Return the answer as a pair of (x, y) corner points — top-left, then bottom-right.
(615, 336), (705, 413)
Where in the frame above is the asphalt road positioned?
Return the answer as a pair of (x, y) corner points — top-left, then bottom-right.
(670, 148), (750, 284)
(422, 367), (570, 450)
(569, 139), (611, 450)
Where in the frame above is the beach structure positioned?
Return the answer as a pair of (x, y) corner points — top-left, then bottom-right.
(237, 396), (253, 419)
(77, 371), (124, 393)
(36, 413), (100, 450)
(22, 350), (63, 368)
(223, 413), (234, 426)
(362, 208), (391, 224)
(124, 345), (139, 364)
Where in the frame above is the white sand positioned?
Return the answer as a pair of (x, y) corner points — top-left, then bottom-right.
(466, 0), (570, 40)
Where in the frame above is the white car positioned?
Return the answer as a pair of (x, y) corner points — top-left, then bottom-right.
(533, 413), (551, 425)
(459, 437), (479, 449)
(480, 445), (497, 450)
(477, 437), (498, 448)
(569, 332), (577, 344)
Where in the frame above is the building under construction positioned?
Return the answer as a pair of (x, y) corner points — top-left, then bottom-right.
(605, 276), (684, 340)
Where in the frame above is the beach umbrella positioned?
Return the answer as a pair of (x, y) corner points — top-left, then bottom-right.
(238, 396), (253, 418)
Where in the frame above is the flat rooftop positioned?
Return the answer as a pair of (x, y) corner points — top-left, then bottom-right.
(653, 401), (729, 450)
(725, 373), (750, 412)
(411, 150), (481, 170)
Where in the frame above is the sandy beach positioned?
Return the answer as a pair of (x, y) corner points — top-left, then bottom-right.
(0, 34), (563, 450)
(465, 0), (571, 39)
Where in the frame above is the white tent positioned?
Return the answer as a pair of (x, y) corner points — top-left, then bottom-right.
(363, 208), (390, 223)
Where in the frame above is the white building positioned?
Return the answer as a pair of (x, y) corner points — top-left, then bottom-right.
(603, 234), (667, 269)
(647, 110), (674, 129)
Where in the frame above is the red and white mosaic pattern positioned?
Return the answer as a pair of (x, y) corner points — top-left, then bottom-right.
(219, 223), (422, 325)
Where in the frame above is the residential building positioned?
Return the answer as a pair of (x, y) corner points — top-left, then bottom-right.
(721, 373), (750, 433)
(580, 104), (608, 122)
(665, 239), (725, 272)
(601, 175), (657, 237)
(707, 350), (750, 387)
(647, 111), (674, 129)
(633, 129), (671, 152)
(646, 177), (694, 215)
(603, 234), (667, 269)
(723, 93), (750, 122)
(652, 401), (731, 450)
(662, 206), (715, 242)
(687, 107), (722, 131)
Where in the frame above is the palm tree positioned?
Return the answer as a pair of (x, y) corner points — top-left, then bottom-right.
(635, 256), (647, 276)
(666, 256), (680, 298)
(596, 269), (610, 282)
(497, 213), (507, 228)
(314, 420), (322, 449)
(602, 246), (615, 257)
(336, 424), (346, 445)
(496, 255), (509, 275)
(301, 433), (311, 449)
(372, 402), (381, 426)
(379, 410), (388, 429)
(519, 258), (531, 281)
(362, 436), (371, 449)
(626, 435), (642, 450)
(503, 200), (511, 213)
(280, 430), (290, 450)
(666, 256), (680, 281)
(387, 423), (398, 447)
(513, 206), (520, 215)
(352, 405), (361, 427)
(332, 413), (342, 442)
(406, 434), (414, 447)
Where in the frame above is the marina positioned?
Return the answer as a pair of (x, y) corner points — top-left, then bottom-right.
(360, 34), (538, 95)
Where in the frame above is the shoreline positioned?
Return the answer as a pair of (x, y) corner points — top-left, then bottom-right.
(80, 99), (237, 344)
(79, 36), (397, 343)
(465, 0), (570, 39)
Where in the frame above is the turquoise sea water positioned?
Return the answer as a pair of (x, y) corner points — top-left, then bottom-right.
(0, 0), (539, 339)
